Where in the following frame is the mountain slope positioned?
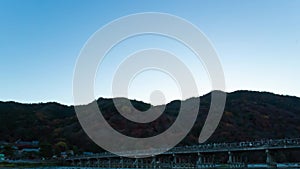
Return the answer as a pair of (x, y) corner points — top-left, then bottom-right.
(0, 91), (300, 153)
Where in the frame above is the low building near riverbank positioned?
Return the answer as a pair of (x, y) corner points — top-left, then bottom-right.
(0, 154), (5, 161)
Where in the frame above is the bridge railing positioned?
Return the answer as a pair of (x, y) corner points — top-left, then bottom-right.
(170, 138), (300, 153)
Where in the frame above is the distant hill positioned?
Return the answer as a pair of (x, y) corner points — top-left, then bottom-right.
(0, 90), (300, 153)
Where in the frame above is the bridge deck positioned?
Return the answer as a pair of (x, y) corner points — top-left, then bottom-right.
(67, 138), (300, 160)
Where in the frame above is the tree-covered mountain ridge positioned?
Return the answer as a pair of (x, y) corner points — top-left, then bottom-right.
(0, 90), (300, 153)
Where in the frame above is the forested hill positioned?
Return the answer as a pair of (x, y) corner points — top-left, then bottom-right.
(0, 90), (300, 153)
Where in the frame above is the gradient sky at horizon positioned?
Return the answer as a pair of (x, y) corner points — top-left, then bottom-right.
(0, 0), (299, 105)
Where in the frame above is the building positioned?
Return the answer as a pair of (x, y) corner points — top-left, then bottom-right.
(19, 148), (40, 153)
(0, 154), (5, 161)
(14, 140), (40, 158)
(15, 140), (39, 147)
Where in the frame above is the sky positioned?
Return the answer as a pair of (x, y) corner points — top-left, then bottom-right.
(0, 0), (299, 105)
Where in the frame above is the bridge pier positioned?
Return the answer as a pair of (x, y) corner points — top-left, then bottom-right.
(197, 153), (203, 164)
(197, 153), (206, 169)
(77, 159), (82, 167)
(196, 154), (216, 169)
(228, 151), (233, 164)
(134, 158), (138, 168)
(266, 149), (276, 168)
(108, 158), (111, 168)
(96, 159), (100, 167)
(85, 159), (90, 167)
(120, 157), (124, 168)
(151, 156), (156, 169)
(70, 160), (75, 166)
(227, 151), (247, 168)
(172, 154), (177, 168)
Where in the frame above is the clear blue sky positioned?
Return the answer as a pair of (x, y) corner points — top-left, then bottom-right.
(0, 0), (299, 105)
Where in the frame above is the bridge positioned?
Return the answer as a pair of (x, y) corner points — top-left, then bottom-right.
(65, 138), (300, 168)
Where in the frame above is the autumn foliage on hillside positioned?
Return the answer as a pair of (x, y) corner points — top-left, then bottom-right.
(0, 91), (300, 155)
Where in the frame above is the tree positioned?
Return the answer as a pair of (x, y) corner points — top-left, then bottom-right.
(39, 142), (53, 158)
(3, 144), (14, 158)
(72, 145), (79, 155)
(54, 141), (68, 155)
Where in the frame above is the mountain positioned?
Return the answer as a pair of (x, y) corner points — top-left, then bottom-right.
(0, 90), (300, 154)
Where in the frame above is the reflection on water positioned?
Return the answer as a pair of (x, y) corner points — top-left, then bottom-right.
(5, 167), (300, 169)
(4, 163), (300, 169)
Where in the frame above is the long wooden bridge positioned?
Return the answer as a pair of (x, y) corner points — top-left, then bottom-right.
(65, 138), (300, 168)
